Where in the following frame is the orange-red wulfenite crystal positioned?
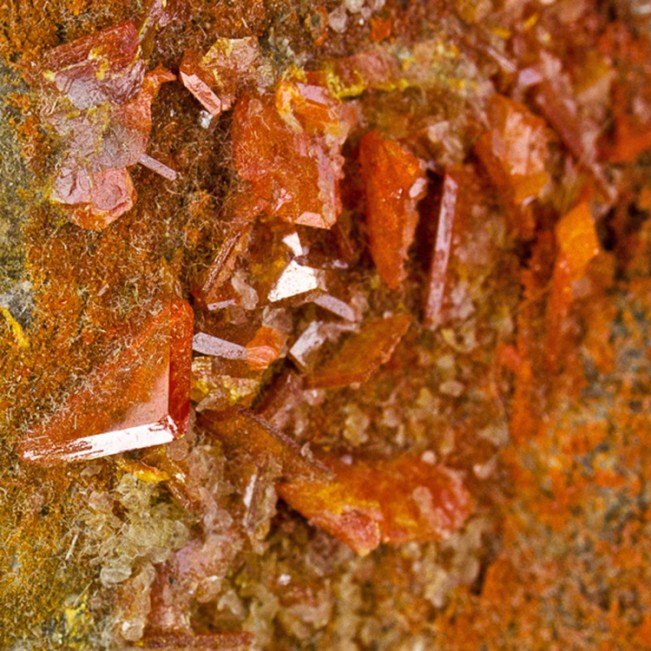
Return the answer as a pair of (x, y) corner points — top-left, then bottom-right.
(245, 326), (287, 371)
(232, 84), (356, 229)
(475, 94), (549, 207)
(554, 201), (601, 281)
(280, 479), (383, 556)
(180, 37), (261, 117)
(20, 300), (193, 464)
(309, 314), (410, 388)
(200, 409), (330, 481)
(545, 202), (601, 372)
(278, 455), (471, 555)
(37, 20), (145, 109)
(358, 131), (427, 289)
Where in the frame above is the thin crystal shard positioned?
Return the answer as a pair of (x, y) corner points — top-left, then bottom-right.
(192, 332), (247, 359)
(424, 174), (458, 328)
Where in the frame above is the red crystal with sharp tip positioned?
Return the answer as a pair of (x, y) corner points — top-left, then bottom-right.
(358, 131), (427, 289)
(20, 299), (193, 464)
(278, 455), (472, 556)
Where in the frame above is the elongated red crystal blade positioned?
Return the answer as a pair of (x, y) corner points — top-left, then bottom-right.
(359, 131), (426, 288)
(20, 299), (193, 464)
(278, 455), (472, 555)
(424, 173), (458, 328)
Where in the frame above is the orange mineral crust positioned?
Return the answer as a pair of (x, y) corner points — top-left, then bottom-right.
(0, 1), (650, 649)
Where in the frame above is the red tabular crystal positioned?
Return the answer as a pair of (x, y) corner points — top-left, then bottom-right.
(180, 37), (261, 117)
(278, 455), (471, 556)
(20, 300), (193, 464)
(232, 83), (357, 229)
(38, 20), (145, 109)
(424, 173), (458, 328)
(358, 131), (427, 289)
(35, 22), (176, 228)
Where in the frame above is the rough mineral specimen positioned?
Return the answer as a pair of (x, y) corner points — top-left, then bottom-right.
(3, 1), (648, 648)
(20, 299), (193, 463)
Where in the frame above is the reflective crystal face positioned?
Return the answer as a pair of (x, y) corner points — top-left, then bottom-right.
(20, 300), (193, 464)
